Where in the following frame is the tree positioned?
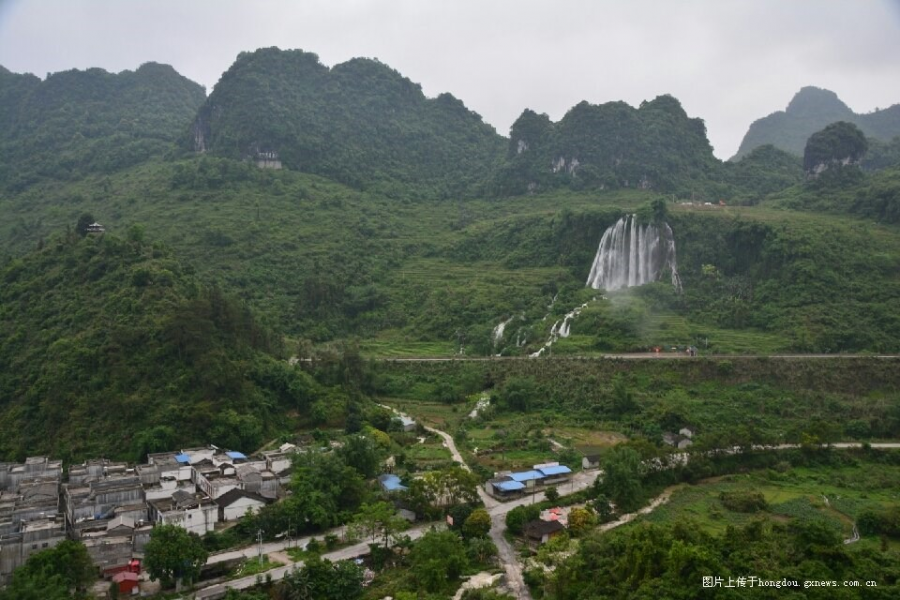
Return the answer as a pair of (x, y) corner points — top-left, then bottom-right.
(545, 485), (560, 503)
(466, 536), (497, 565)
(568, 507), (598, 537)
(349, 501), (405, 547)
(338, 434), (380, 479)
(409, 467), (480, 513)
(281, 555), (364, 600)
(448, 503), (474, 532)
(803, 121), (868, 174)
(500, 376), (536, 412)
(410, 529), (468, 592)
(463, 508), (492, 539)
(505, 504), (540, 535)
(611, 376), (637, 417)
(76, 213), (94, 237)
(287, 451), (368, 529)
(601, 446), (644, 512)
(144, 524), (208, 589)
(0, 540), (95, 600)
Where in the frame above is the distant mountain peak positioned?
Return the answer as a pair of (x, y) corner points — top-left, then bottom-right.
(786, 86), (851, 115)
(733, 87), (900, 160)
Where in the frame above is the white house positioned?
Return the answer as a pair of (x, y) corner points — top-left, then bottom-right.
(216, 489), (269, 522)
(148, 490), (218, 535)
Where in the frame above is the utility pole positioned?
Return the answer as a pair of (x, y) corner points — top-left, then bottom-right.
(257, 529), (264, 566)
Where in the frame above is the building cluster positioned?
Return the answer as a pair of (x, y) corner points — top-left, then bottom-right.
(0, 444), (297, 585)
(484, 462), (573, 500)
(663, 427), (694, 449)
(0, 457), (66, 586)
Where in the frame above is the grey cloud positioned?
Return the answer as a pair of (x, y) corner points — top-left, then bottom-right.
(1, 0), (898, 158)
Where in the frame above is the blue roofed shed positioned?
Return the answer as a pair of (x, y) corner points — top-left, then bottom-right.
(537, 464), (573, 484)
(225, 451), (248, 461)
(495, 481), (525, 492)
(537, 465), (572, 477)
(174, 453), (190, 464)
(509, 470), (545, 483)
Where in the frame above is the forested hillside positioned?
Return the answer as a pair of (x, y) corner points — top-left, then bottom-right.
(0, 51), (898, 361)
(186, 47), (505, 199)
(0, 62), (206, 191)
(493, 95), (725, 197)
(734, 86), (900, 159)
(0, 228), (337, 462)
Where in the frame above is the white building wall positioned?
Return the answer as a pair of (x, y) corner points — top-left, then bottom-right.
(223, 497), (265, 522)
(159, 504), (218, 535)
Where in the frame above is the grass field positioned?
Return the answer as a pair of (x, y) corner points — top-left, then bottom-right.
(639, 461), (900, 540)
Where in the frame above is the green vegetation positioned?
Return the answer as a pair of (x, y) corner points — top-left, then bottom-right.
(734, 85), (900, 159)
(3, 126), (899, 355)
(721, 144), (804, 204)
(494, 95), (724, 197)
(0, 541), (94, 600)
(144, 524), (209, 589)
(0, 62), (205, 191)
(230, 556), (283, 579)
(524, 454), (900, 598)
(3, 46), (900, 600)
(768, 163), (900, 224)
(0, 229), (352, 461)
(375, 358), (900, 455)
(600, 446), (645, 512)
(188, 47), (504, 198)
(803, 121), (868, 173)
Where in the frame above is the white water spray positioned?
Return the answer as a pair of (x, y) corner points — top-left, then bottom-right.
(586, 214), (682, 292)
(528, 302), (591, 358)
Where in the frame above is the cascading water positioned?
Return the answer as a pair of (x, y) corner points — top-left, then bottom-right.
(491, 317), (514, 347)
(491, 313), (526, 355)
(528, 302), (590, 358)
(586, 214), (682, 292)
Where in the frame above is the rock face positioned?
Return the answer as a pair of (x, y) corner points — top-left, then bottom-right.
(734, 86), (900, 160)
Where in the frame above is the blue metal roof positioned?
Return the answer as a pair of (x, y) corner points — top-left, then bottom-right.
(225, 451), (247, 460)
(509, 470), (545, 482)
(538, 465), (572, 476)
(378, 474), (408, 491)
(495, 481), (526, 492)
(174, 454), (190, 464)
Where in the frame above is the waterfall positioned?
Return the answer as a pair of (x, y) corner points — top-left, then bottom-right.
(586, 214), (682, 292)
(528, 302), (590, 358)
(491, 317), (513, 347)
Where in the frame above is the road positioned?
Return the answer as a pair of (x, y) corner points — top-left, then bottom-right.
(375, 354), (900, 362)
(192, 524), (434, 599)
(194, 394), (900, 600)
(379, 403), (538, 598)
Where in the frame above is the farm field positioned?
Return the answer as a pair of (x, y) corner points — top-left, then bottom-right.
(639, 459), (900, 546)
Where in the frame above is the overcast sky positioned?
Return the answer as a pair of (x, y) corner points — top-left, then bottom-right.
(1, 0), (899, 159)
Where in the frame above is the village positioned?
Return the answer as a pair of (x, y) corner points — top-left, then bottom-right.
(0, 406), (612, 599)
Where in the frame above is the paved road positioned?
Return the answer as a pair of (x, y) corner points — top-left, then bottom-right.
(194, 394), (900, 600)
(192, 524), (434, 599)
(375, 354), (900, 362)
